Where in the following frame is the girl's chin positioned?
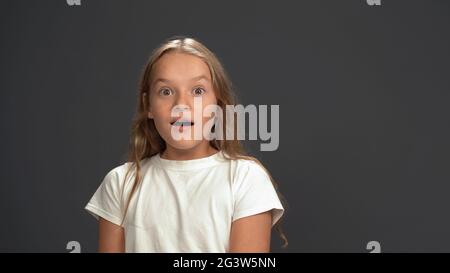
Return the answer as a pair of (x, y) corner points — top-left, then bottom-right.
(164, 139), (204, 151)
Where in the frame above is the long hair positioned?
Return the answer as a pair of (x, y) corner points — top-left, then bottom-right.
(121, 36), (289, 248)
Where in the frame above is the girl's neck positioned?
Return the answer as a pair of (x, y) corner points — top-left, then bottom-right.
(161, 143), (218, 161)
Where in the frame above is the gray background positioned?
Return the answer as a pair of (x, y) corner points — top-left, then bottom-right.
(1, 0), (449, 252)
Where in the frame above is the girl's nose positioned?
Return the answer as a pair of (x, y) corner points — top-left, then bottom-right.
(172, 92), (192, 119)
(172, 103), (190, 114)
(174, 91), (192, 109)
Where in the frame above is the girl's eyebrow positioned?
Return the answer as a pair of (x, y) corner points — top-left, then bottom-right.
(152, 75), (211, 85)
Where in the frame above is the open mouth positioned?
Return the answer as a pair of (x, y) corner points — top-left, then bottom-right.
(170, 120), (194, 127)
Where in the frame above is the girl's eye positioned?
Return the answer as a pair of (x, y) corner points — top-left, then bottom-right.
(159, 88), (173, 96)
(192, 87), (206, 96)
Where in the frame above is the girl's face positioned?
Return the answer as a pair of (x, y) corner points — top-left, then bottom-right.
(147, 52), (218, 152)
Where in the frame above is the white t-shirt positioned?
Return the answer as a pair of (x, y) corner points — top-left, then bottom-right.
(85, 151), (284, 253)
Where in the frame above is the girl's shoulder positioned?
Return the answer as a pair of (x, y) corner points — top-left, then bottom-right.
(222, 153), (271, 181)
(101, 157), (152, 185)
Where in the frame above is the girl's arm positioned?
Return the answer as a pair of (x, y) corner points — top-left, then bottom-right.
(98, 217), (125, 253)
(228, 211), (272, 253)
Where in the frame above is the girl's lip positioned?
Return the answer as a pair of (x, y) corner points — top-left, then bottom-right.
(170, 120), (194, 126)
(170, 120), (193, 133)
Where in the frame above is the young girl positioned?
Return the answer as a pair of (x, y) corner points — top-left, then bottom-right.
(85, 36), (288, 253)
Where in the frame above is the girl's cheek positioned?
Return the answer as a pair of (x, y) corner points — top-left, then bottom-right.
(150, 98), (170, 113)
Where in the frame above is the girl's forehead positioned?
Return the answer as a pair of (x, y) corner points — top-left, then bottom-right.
(152, 52), (211, 80)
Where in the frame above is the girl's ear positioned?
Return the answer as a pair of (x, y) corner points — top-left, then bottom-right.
(144, 92), (154, 119)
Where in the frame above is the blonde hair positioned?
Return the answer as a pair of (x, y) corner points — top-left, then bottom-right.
(121, 36), (289, 249)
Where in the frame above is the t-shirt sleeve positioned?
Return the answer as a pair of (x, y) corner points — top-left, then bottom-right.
(232, 161), (285, 227)
(84, 167), (124, 226)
